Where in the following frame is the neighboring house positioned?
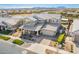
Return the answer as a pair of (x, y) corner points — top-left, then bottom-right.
(67, 12), (79, 15)
(25, 16), (38, 24)
(0, 12), (9, 17)
(69, 19), (79, 43)
(0, 22), (7, 31)
(0, 16), (26, 30)
(32, 14), (62, 24)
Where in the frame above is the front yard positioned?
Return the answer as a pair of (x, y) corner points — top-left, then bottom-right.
(0, 34), (25, 46)
(12, 39), (24, 45)
(0, 35), (11, 41)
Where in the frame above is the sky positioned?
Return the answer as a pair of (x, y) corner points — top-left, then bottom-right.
(0, 4), (79, 9)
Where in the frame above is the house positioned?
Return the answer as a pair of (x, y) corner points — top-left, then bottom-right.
(19, 21), (44, 36)
(0, 22), (7, 31)
(0, 12), (9, 17)
(0, 16), (26, 30)
(67, 12), (79, 15)
(33, 14), (61, 24)
(69, 19), (79, 43)
(19, 14), (62, 36)
(25, 16), (38, 24)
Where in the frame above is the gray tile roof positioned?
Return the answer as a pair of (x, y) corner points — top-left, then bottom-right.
(32, 14), (61, 20)
(19, 22), (44, 31)
(41, 23), (59, 32)
(26, 16), (37, 21)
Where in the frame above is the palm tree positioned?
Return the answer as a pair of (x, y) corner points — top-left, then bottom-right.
(66, 16), (73, 36)
(67, 16), (73, 31)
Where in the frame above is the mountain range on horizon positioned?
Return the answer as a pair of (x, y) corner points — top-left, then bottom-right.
(0, 6), (66, 10)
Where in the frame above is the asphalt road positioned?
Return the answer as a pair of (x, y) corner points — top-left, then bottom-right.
(0, 40), (35, 54)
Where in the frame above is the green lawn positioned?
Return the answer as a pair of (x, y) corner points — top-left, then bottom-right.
(0, 35), (10, 41)
(48, 12), (62, 14)
(0, 30), (12, 35)
(12, 39), (24, 45)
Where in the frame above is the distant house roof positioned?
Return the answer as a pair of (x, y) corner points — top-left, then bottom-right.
(0, 12), (8, 15)
(0, 22), (6, 26)
(12, 15), (26, 19)
(26, 16), (37, 21)
(67, 12), (79, 15)
(32, 14), (61, 20)
(69, 19), (79, 33)
(0, 17), (23, 25)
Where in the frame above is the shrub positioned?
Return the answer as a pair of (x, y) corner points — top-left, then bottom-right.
(0, 35), (10, 41)
(48, 12), (60, 14)
(56, 33), (65, 43)
(13, 39), (24, 45)
(0, 30), (12, 35)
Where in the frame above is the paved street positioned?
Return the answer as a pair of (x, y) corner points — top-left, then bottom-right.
(0, 40), (35, 54)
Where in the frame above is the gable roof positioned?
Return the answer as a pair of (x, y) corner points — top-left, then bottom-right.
(19, 22), (44, 31)
(0, 17), (23, 25)
(41, 23), (59, 32)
